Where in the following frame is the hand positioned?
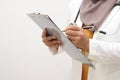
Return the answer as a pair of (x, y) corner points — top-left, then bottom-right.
(64, 26), (89, 52)
(42, 28), (63, 49)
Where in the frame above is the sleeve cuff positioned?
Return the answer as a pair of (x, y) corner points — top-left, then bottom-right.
(49, 47), (63, 55)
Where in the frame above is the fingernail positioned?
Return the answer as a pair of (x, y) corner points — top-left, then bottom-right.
(57, 41), (61, 43)
(53, 36), (56, 39)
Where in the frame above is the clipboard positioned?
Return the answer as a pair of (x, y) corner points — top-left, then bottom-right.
(27, 13), (95, 69)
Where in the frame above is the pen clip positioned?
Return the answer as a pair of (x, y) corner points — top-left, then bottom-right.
(69, 23), (77, 26)
(99, 31), (106, 35)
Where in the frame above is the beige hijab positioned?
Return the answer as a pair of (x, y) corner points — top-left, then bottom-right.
(80, 0), (117, 29)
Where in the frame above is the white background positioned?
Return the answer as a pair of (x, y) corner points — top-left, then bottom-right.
(0, 0), (72, 80)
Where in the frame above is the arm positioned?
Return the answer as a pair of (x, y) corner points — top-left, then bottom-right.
(64, 25), (120, 64)
(89, 39), (120, 64)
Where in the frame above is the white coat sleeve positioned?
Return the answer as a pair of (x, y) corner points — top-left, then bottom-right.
(49, 47), (63, 55)
(88, 39), (120, 64)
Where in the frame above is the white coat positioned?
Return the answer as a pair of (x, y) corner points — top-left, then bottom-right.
(68, 0), (120, 80)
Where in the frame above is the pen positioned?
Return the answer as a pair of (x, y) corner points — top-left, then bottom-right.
(62, 22), (77, 33)
(82, 26), (93, 29)
(68, 6), (80, 26)
(61, 6), (79, 32)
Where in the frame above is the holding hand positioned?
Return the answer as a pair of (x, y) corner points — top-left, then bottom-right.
(42, 28), (63, 49)
(64, 26), (89, 52)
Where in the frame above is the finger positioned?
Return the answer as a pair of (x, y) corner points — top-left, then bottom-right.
(51, 40), (62, 44)
(42, 28), (47, 38)
(42, 36), (56, 45)
(46, 36), (56, 41)
(54, 43), (63, 47)
(50, 43), (62, 48)
(67, 35), (79, 41)
(64, 26), (81, 31)
(65, 30), (81, 36)
(49, 40), (63, 47)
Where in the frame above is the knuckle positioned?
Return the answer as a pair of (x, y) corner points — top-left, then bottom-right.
(78, 37), (81, 40)
(74, 40), (78, 44)
(42, 38), (46, 42)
